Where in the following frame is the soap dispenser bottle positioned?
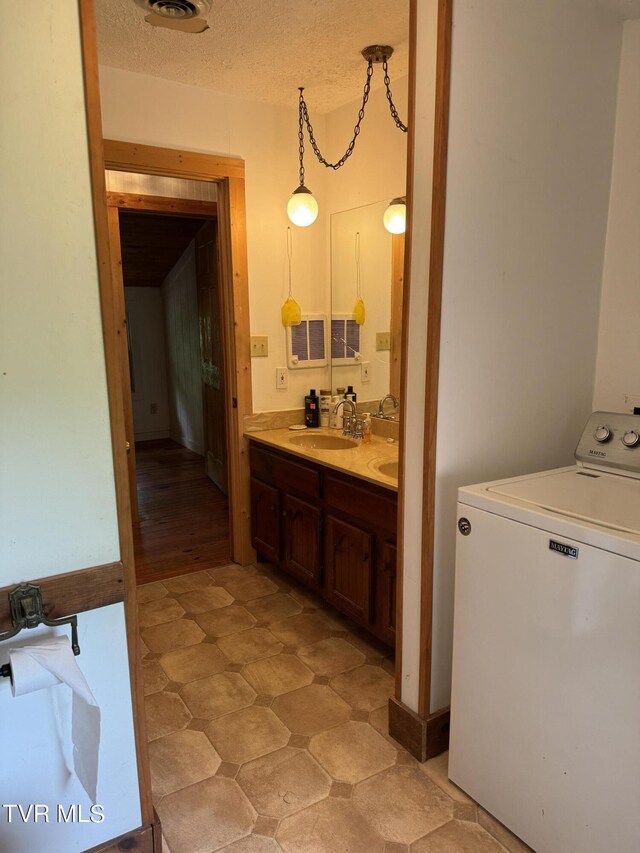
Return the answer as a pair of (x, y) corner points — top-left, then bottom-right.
(305, 389), (320, 428)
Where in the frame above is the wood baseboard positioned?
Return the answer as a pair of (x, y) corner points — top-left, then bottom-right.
(388, 697), (450, 762)
(85, 811), (161, 853)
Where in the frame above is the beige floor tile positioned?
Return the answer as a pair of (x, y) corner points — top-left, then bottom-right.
(331, 665), (394, 712)
(477, 808), (533, 853)
(297, 637), (366, 677)
(138, 581), (168, 605)
(140, 637), (150, 658)
(245, 594), (303, 624)
(158, 777), (256, 853)
(161, 835), (172, 853)
(145, 692), (192, 741)
(163, 571), (214, 594)
(237, 747), (330, 818)
(369, 705), (402, 747)
(270, 613), (334, 647)
(149, 729), (221, 797)
(196, 605), (256, 638)
(217, 627), (283, 664)
(178, 585), (234, 614)
(209, 563), (259, 584)
(223, 837), (282, 853)
(206, 705), (290, 764)
(309, 721), (396, 783)
(352, 765), (453, 844)
(412, 819), (508, 852)
(419, 753), (474, 806)
(181, 671), (256, 719)
(243, 654), (313, 696)
(344, 631), (388, 659)
(142, 618), (204, 653)
(277, 797), (385, 853)
(287, 585), (320, 609)
(159, 642), (228, 683)
(139, 597), (185, 629)
(272, 684), (351, 735)
(143, 658), (169, 695)
(224, 574), (279, 602)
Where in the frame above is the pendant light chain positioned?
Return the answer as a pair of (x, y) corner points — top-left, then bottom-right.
(299, 61), (374, 171)
(297, 92), (306, 186)
(383, 58), (408, 132)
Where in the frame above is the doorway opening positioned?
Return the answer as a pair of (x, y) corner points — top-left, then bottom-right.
(110, 192), (231, 584)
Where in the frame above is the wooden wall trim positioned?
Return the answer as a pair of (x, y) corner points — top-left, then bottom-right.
(104, 139), (245, 181)
(106, 192), (218, 218)
(0, 562), (124, 633)
(390, 232), (405, 400)
(388, 696), (450, 762)
(394, 0), (418, 701)
(78, 0), (154, 826)
(84, 822), (154, 853)
(417, 0), (454, 718)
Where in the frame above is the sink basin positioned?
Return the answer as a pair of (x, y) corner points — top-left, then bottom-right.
(376, 460), (399, 479)
(289, 433), (358, 451)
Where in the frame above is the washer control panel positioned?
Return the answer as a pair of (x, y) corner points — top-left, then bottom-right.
(576, 411), (640, 476)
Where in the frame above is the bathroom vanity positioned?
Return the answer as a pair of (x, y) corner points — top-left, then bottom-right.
(247, 429), (398, 647)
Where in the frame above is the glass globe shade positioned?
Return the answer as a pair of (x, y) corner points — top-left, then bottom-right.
(383, 198), (407, 234)
(287, 185), (319, 227)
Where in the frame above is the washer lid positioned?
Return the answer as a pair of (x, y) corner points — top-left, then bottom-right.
(488, 468), (640, 535)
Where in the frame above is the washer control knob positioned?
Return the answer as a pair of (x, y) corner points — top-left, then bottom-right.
(622, 430), (640, 448)
(593, 426), (611, 443)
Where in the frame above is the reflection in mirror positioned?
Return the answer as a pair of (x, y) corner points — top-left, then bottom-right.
(330, 199), (404, 415)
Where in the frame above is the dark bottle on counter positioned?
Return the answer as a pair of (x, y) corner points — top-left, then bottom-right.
(305, 389), (320, 428)
(346, 385), (357, 403)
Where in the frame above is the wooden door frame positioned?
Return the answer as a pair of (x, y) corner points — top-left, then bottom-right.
(106, 193), (219, 529)
(391, 0), (453, 761)
(102, 142), (254, 569)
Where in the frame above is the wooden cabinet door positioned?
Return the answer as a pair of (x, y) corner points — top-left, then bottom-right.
(324, 516), (372, 627)
(377, 539), (397, 646)
(283, 494), (322, 589)
(250, 477), (281, 562)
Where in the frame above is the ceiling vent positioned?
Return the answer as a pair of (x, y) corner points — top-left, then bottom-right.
(134, 0), (212, 33)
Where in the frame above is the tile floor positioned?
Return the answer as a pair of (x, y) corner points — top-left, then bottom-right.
(139, 562), (530, 853)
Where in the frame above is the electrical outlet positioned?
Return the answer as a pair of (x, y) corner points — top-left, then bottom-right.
(376, 331), (391, 351)
(150, 403), (158, 415)
(361, 361), (371, 383)
(276, 367), (288, 389)
(251, 336), (269, 357)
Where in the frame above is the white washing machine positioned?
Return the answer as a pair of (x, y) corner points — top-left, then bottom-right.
(449, 412), (640, 853)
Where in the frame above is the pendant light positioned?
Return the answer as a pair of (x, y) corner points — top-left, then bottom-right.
(383, 198), (407, 234)
(288, 46), (408, 226)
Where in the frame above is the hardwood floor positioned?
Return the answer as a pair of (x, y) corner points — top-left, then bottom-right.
(133, 439), (230, 585)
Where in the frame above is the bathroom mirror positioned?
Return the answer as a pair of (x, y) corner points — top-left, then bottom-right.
(330, 199), (404, 414)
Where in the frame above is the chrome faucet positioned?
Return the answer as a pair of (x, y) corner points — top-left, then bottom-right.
(333, 399), (357, 436)
(377, 394), (400, 420)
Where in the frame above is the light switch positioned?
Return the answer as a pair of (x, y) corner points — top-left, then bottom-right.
(376, 331), (391, 351)
(251, 336), (269, 357)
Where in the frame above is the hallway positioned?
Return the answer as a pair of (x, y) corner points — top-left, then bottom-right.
(134, 439), (230, 585)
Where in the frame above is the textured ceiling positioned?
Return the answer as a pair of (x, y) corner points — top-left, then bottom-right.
(95, 0), (410, 113)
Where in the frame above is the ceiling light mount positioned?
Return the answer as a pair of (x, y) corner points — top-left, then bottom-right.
(361, 45), (394, 64)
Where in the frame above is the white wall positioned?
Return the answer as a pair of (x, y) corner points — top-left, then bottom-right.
(419, 0), (622, 713)
(0, 3), (141, 849)
(125, 287), (171, 441)
(99, 66), (330, 412)
(162, 242), (205, 454)
(593, 20), (640, 413)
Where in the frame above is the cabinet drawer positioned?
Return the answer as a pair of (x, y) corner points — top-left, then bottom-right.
(324, 473), (397, 532)
(250, 443), (320, 500)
